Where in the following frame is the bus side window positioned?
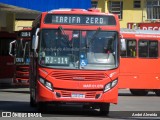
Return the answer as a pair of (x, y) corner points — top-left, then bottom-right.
(139, 41), (148, 57)
(149, 41), (158, 58)
(121, 39), (136, 58)
(138, 40), (158, 58)
(127, 40), (136, 57)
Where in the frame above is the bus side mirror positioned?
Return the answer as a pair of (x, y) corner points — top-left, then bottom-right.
(120, 39), (126, 51)
(32, 35), (39, 50)
(9, 40), (16, 57)
(32, 28), (40, 51)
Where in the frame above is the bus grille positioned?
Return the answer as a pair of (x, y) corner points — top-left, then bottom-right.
(16, 67), (29, 72)
(60, 91), (96, 98)
(50, 71), (106, 81)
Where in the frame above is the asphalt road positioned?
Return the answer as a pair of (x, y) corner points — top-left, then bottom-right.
(0, 85), (160, 120)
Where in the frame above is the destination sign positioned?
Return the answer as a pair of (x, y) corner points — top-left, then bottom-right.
(19, 31), (31, 37)
(16, 58), (24, 63)
(45, 14), (116, 25)
(45, 56), (69, 65)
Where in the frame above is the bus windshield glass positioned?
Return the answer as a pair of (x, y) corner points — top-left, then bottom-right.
(16, 40), (31, 65)
(39, 29), (118, 70)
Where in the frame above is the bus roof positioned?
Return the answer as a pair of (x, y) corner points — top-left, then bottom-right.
(32, 8), (120, 31)
(46, 8), (114, 16)
(120, 28), (160, 39)
(120, 28), (160, 35)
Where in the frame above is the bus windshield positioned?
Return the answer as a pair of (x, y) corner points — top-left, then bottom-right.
(39, 29), (118, 70)
(16, 40), (31, 65)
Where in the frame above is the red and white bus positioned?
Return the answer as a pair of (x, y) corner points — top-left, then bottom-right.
(0, 31), (16, 84)
(119, 28), (160, 96)
(30, 8), (120, 115)
(9, 29), (31, 86)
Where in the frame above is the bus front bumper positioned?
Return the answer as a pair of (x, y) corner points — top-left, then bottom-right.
(36, 81), (118, 104)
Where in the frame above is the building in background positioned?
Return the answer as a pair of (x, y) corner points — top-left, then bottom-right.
(97, 0), (160, 28)
(91, 0), (98, 8)
(0, 0), (91, 32)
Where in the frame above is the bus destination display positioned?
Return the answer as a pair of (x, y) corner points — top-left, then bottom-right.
(19, 31), (31, 37)
(45, 14), (116, 25)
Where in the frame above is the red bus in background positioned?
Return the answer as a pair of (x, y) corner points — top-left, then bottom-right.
(0, 32), (16, 84)
(9, 29), (31, 86)
(127, 22), (160, 30)
(30, 8), (120, 115)
(119, 28), (160, 96)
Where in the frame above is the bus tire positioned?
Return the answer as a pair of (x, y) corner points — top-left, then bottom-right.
(155, 90), (160, 96)
(83, 105), (91, 109)
(99, 103), (110, 116)
(130, 89), (148, 96)
(37, 102), (47, 113)
(30, 96), (36, 107)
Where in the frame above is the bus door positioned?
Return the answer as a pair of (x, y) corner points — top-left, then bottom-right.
(119, 39), (137, 88)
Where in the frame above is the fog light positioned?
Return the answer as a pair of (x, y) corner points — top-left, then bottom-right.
(56, 92), (61, 98)
(95, 94), (101, 99)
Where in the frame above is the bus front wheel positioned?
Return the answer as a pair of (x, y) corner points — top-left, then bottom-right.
(130, 89), (148, 96)
(37, 102), (47, 113)
(30, 95), (36, 107)
(99, 103), (110, 116)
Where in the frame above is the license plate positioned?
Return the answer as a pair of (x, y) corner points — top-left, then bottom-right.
(21, 80), (27, 83)
(71, 93), (85, 98)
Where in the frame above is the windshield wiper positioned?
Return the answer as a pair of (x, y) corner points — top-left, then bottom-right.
(58, 26), (71, 47)
(87, 27), (101, 48)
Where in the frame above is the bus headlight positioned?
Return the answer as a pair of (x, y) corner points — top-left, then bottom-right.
(39, 77), (53, 91)
(104, 83), (111, 92)
(46, 81), (53, 91)
(104, 79), (118, 92)
(111, 79), (118, 88)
